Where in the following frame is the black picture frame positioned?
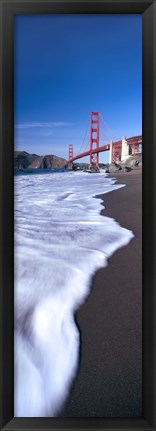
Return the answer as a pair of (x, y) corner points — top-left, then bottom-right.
(0, 0), (156, 430)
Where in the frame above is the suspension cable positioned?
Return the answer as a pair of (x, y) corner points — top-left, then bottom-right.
(83, 138), (90, 153)
(77, 121), (90, 155)
(100, 113), (118, 141)
(100, 127), (111, 143)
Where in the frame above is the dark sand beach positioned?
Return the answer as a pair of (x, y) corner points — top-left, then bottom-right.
(61, 167), (142, 417)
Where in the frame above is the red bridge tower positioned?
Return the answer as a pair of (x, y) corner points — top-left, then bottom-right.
(89, 112), (100, 168)
(68, 144), (73, 168)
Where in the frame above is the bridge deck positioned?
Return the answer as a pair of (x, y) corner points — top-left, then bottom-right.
(70, 135), (142, 163)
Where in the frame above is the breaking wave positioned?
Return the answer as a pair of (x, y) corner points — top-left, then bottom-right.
(14, 171), (133, 417)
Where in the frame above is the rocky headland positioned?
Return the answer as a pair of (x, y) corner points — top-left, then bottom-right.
(106, 153), (142, 173)
(14, 151), (68, 170)
(73, 153), (142, 173)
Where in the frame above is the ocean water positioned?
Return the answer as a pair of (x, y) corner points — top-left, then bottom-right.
(14, 170), (134, 417)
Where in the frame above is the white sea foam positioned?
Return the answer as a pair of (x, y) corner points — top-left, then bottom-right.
(14, 171), (134, 417)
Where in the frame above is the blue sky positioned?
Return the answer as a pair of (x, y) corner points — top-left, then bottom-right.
(14, 14), (142, 163)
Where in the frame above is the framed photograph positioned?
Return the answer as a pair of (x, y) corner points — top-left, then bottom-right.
(0, 1), (156, 430)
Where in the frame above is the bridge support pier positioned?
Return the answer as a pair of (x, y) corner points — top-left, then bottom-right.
(68, 162), (73, 169)
(121, 136), (129, 161)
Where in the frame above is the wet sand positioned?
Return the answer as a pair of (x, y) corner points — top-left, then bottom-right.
(61, 168), (142, 417)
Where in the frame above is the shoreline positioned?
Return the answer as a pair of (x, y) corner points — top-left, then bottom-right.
(61, 168), (142, 417)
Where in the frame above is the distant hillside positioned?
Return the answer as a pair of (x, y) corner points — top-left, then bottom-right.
(14, 151), (68, 169)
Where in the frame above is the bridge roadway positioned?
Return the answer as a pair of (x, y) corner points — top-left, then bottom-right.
(71, 143), (110, 162)
(70, 135), (142, 163)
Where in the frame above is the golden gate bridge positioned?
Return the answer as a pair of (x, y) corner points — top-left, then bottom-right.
(68, 112), (142, 168)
